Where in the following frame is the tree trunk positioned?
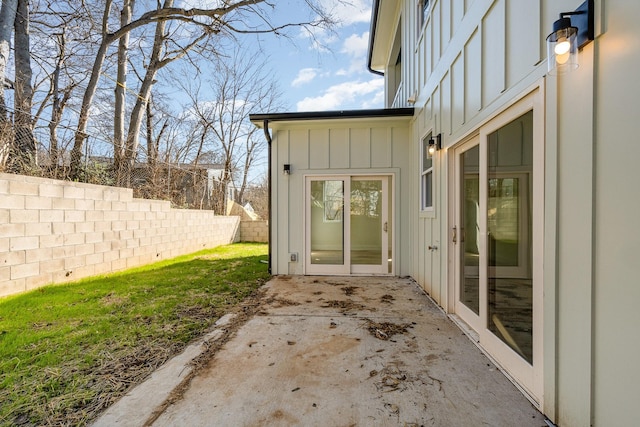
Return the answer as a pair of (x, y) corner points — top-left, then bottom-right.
(11, 0), (36, 172)
(0, 0), (17, 168)
(70, 0), (113, 179)
(114, 0), (134, 185)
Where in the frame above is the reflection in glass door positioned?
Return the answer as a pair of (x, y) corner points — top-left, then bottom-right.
(306, 176), (390, 275)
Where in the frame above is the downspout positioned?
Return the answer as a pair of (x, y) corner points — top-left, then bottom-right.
(263, 119), (272, 274)
(367, 0), (385, 76)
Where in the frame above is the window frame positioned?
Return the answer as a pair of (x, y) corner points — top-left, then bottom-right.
(421, 134), (435, 212)
(417, 0), (430, 38)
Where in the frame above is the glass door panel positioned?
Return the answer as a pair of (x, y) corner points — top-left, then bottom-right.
(309, 179), (345, 266)
(487, 111), (533, 364)
(350, 179), (382, 265)
(461, 146), (480, 315)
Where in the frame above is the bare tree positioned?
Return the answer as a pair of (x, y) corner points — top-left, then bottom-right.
(180, 46), (284, 213)
(69, 0), (334, 177)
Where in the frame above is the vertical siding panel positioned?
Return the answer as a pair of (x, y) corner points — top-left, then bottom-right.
(452, 53), (465, 130)
(275, 130), (290, 274)
(452, 0), (465, 35)
(309, 129), (329, 169)
(440, 0), (451, 52)
(465, 28), (482, 121)
(329, 128), (349, 169)
(289, 129), (310, 170)
(440, 71), (451, 136)
(371, 127), (392, 168)
(350, 128), (371, 168)
(432, 2), (441, 65)
(482, 0), (506, 108)
(506, 0), (540, 87)
(425, 20), (433, 81)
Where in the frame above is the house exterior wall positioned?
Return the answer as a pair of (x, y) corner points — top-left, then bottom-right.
(374, 0), (640, 425)
(269, 119), (412, 276)
(0, 173), (241, 297)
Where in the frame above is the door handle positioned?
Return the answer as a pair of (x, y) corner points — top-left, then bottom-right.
(428, 245), (438, 251)
(452, 226), (457, 243)
(384, 222), (388, 232)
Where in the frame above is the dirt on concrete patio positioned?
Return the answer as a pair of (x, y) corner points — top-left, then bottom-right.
(94, 275), (546, 426)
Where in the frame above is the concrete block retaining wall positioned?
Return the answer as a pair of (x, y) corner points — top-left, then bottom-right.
(239, 220), (268, 243)
(0, 173), (241, 297)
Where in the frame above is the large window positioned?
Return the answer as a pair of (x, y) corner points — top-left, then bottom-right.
(421, 135), (433, 210)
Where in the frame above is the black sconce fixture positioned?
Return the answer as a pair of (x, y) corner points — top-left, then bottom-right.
(546, 0), (594, 75)
(428, 134), (442, 156)
(283, 164), (291, 175)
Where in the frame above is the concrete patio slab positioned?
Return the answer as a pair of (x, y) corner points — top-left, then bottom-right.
(94, 275), (546, 426)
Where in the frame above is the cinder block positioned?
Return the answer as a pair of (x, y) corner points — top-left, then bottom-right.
(86, 252), (103, 265)
(75, 243), (95, 256)
(0, 194), (25, 209)
(75, 199), (95, 211)
(25, 196), (52, 210)
(75, 221), (94, 233)
(26, 222), (52, 236)
(0, 223), (25, 238)
(119, 230), (133, 240)
(103, 188), (121, 201)
(39, 183), (64, 198)
(64, 255), (86, 270)
(63, 185), (85, 199)
(111, 258), (127, 271)
(10, 236), (39, 251)
(95, 200), (111, 211)
(40, 258), (65, 274)
(133, 211), (145, 221)
(94, 221), (111, 232)
(52, 245), (74, 259)
(120, 190), (133, 202)
(85, 232), (103, 244)
(111, 201), (127, 211)
(126, 255), (141, 269)
(65, 210), (85, 222)
(0, 266), (9, 281)
(10, 209), (39, 224)
(40, 234), (64, 248)
(126, 239), (140, 249)
(103, 250), (120, 263)
(86, 210), (104, 222)
(52, 197), (74, 210)
(0, 178), (8, 194)
(26, 274), (53, 291)
(40, 209), (64, 223)
(10, 180), (39, 196)
(126, 220), (140, 230)
(84, 186), (104, 200)
(52, 222), (74, 235)
(63, 233), (84, 246)
(11, 262), (39, 279)
(94, 241), (110, 253)
(0, 278), (25, 297)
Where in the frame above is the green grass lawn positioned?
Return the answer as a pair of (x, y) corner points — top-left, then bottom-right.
(0, 243), (269, 426)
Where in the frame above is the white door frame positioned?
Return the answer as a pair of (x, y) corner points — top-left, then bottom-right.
(304, 174), (392, 276)
(448, 87), (544, 406)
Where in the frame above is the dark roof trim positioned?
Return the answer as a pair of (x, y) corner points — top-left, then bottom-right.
(367, 0), (384, 76)
(250, 107), (413, 124)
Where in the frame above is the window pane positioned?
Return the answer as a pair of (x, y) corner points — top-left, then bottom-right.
(487, 110), (534, 364)
(310, 180), (344, 265)
(422, 138), (432, 172)
(423, 171), (432, 208)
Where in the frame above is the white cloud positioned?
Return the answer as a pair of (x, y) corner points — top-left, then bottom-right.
(321, 0), (372, 26)
(292, 68), (318, 87)
(296, 78), (384, 111)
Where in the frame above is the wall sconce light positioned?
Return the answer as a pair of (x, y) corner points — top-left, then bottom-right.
(428, 134), (441, 156)
(283, 164), (291, 175)
(546, 0), (594, 75)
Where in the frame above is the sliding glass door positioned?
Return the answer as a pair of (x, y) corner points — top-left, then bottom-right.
(306, 176), (391, 275)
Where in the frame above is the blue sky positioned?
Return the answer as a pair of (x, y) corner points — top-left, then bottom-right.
(261, 0), (384, 112)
